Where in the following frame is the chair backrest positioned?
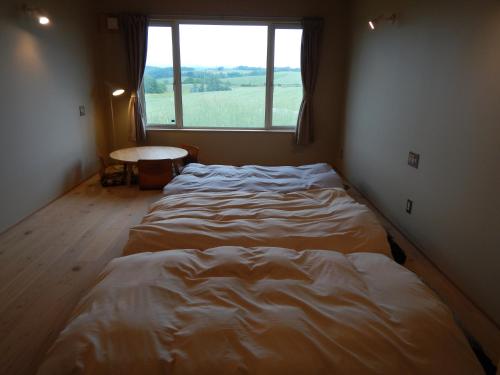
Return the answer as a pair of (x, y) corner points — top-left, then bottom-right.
(137, 159), (173, 190)
(181, 144), (200, 164)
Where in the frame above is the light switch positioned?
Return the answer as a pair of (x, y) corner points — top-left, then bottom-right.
(79, 105), (86, 116)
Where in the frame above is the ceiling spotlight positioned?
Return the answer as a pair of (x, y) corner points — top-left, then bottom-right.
(368, 13), (398, 31)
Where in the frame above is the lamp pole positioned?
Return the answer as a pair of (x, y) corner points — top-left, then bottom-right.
(109, 93), (117, 151)
(107, 87), (125, 151)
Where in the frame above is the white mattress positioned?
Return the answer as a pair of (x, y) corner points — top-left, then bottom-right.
(37, 247), (482, 375)
(164, 162), (344, 195)
(123, 188), (391, 257)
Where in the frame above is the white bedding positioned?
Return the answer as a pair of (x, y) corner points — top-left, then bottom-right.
(123, 188), (391, 257)
(37, 247), (482, 375)
(164, 162), (344, 195)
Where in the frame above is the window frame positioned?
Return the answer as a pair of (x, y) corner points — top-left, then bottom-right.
(145, 18), (302, 131)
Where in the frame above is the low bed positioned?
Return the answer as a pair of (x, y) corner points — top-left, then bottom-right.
(37, 163), (483, 373)
(164, 162), (344, 195)
(124, 188), (391, 257)
(38, 247), (482, 374)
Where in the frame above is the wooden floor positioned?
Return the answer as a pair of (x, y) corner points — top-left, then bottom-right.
(0, 176), (162, 375)
(0, 175), (498, 375)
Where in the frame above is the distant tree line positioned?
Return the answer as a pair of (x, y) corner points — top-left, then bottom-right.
(146, 66), (174, 79)
(143, 65), (300, 94)
(188, 75), (231, 93)
(144, 74), (168, 94)
(145, 65), (299, 79)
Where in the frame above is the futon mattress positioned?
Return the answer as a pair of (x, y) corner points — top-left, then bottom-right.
(38, 247), (481, 374)
(123, 188), (390, 256)
(164, 162), (344, 195)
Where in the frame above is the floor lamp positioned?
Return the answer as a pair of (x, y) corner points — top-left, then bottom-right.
(107, 85), (125, 151)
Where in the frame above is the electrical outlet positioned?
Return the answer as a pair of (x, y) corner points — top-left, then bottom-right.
(408, 151), (419, 168)
(406, 199), (413, 214)
(79, 105), (86, 116)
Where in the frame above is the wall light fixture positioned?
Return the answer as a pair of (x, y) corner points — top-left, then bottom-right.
(368, 13), (398, 30)
(22, 4), (51, 26)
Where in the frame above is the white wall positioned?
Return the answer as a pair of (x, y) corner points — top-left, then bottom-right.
(342, 0), (500, 325)
(0, 0), (102, 232)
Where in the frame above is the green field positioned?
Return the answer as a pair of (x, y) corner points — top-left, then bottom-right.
(144, 67), (303, 128)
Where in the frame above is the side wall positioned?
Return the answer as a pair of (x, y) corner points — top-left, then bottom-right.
(342, 0), (500, 325)
(94, 0), (348, 165)
(0, 0), (104, 232)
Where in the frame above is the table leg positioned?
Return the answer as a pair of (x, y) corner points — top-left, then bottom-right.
(124, 163), (132, 186)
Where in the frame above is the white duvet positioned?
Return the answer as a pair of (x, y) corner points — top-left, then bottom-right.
(37, 247), (482, 375)
(164, 163), (344, 195)
(123, 188), (391, 257)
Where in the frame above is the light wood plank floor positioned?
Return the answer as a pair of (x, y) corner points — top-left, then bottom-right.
(0, 176), (498, 375)
(0, 176), (162, 375)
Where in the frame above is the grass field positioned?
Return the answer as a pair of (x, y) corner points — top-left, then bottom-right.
(145, 69), (303, 128)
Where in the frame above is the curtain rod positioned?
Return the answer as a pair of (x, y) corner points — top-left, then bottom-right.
(146, 14), (303, 23)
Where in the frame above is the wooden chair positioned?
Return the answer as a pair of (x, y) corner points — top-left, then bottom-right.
(181, 144), (200, 164)
(98, 156), (125, 186)
(137, 159), (173, 190)
(175, 144), (200, 174)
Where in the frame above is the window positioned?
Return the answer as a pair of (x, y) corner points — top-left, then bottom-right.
(272, 28), (303, 127)
(144, 21), (303, 130)
(180, 25), (268, 128)
(144, 26), (176, 125)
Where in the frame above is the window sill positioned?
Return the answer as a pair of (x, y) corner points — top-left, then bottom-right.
(146, 127), (295, 134)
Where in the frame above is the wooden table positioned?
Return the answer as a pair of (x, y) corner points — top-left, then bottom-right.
(110, 146), (188, 184)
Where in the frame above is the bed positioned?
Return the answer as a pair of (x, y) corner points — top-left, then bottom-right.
(164, 162), (345, 195)
(37, 246), (482, 374)
(37, 163), (482, 373)
(123, 188), (391, 257)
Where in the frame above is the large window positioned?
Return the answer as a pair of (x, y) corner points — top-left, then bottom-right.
(144, 21), (303, 130)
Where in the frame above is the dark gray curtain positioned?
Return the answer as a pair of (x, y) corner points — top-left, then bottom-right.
(120, 15), (148, 143)
(296, 18), (324, 145)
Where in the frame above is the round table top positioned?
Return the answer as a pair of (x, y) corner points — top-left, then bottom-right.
(110, 146), (188, 163)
